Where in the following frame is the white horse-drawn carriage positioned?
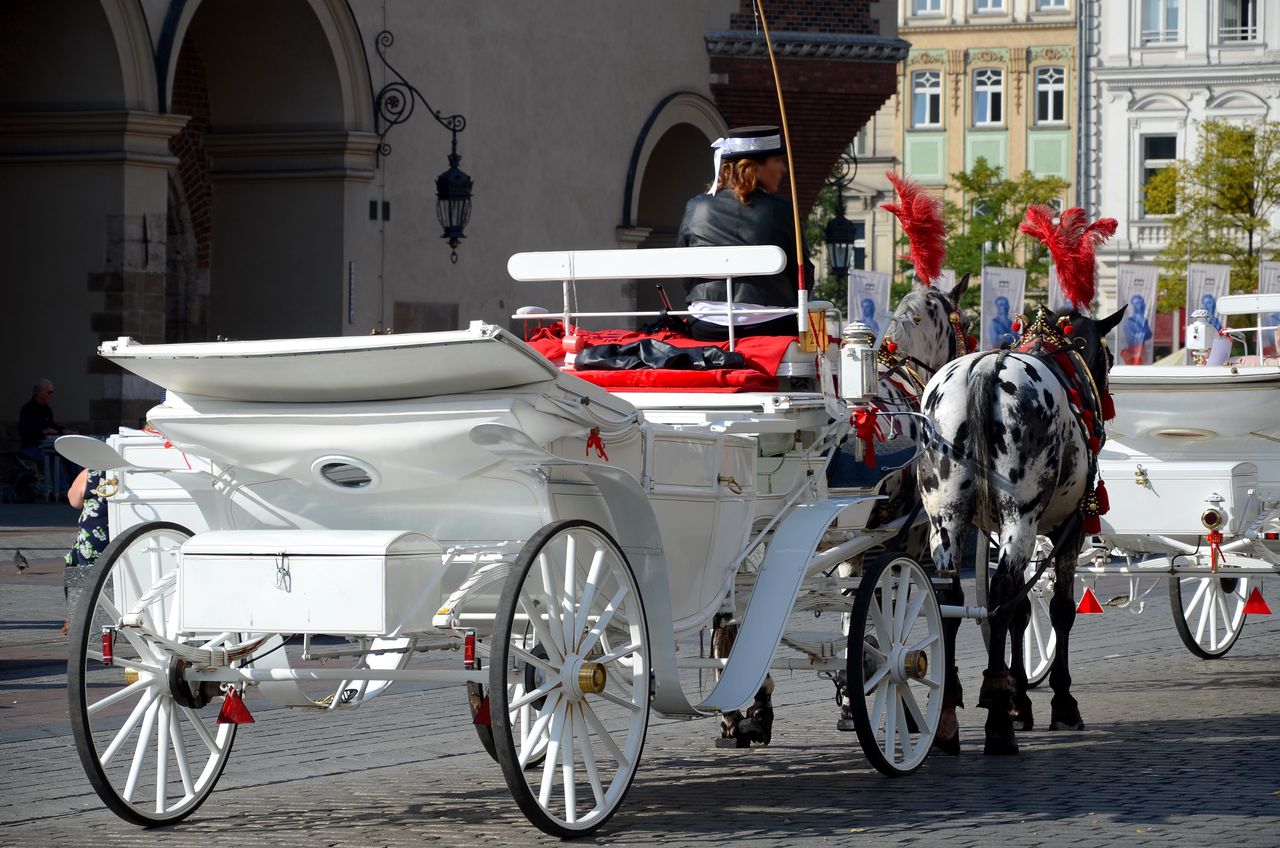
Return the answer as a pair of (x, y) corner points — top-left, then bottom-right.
(64, 246), (967, 837)
(983, 293), (1280, 687)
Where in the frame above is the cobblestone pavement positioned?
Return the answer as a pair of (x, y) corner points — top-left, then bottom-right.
(1, 512), (1277, 847)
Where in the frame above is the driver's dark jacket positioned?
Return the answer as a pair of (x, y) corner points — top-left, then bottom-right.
(676, 188), (813, 307)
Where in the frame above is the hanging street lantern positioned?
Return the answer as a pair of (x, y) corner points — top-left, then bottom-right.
(435, 135), (473, 264)
(823, 151), (860, 281)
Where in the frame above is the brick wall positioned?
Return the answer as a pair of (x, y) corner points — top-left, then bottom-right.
(728, 0), (876, 36)
(170, 36), (212, 271)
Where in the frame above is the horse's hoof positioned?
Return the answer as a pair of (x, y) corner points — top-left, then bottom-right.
(983, 736), (1020, 755)
(1049, 719), (1085, 731)
(715, 736), (751, 749)
(1011, 699), (1034, 732)
(932, 732), (960, 756)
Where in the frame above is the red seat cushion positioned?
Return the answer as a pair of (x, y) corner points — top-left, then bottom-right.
(568, 368), (777, 392)
(525, 323), (796, 377)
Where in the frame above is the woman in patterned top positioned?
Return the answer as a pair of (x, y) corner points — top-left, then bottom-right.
(63, 468), (109, 635)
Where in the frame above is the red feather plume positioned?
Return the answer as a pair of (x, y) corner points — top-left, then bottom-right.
(1019, 205), (1117, 311)
(881, 172), (945, 286)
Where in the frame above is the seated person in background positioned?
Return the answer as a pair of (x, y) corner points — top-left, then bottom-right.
(18, 378), (61, 461)
(676, 125), (813, 342)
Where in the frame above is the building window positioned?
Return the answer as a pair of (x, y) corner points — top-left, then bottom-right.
(1035, 66), (1066, 124)
(1141, 0), (1180, 44)
(973, 68), (1004, 127)
(911, 70), (943, 128)
(854, 124), (870, 157)
(913, 0), (943, 15)
(1036, 0), (1069, 9)
(975, 0), (1005, 13)
(1220, 0), (1258, 42)
(1141, 135), (1178, 215)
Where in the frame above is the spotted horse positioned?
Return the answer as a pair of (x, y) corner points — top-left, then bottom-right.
(916, 205), (1123, 754)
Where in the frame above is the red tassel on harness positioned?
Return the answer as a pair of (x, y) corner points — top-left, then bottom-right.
(852, 407), (885, 469)
(1095, 480), (1110, 514)
(585, 427), (609, 461)
(1101, 391), (1116, 421)
(1082, 512), (1101, 535)
(1087, 436), (1101, 454)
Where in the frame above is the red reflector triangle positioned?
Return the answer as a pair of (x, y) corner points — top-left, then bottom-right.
(1076, 586), (1104, 615)
(217, 687), (255, 724)
(473, 694), (491, 726)
(1243, 586), (1272, 615)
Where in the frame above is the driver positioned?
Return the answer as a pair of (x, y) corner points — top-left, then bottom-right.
(676, 125), (812, 341)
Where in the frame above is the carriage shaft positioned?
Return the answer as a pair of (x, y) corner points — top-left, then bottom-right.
(185, 667), (486, 686)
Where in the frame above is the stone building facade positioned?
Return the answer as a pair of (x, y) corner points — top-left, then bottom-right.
(0, 0), (904, 437)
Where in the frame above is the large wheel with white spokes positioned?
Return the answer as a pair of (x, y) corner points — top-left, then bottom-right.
(68, 522), (237, 825)
(848, 556), (944, 776)
(976, 537), (1057, 687)
(490, 520), (650, 837)
(1169, 574), (1249, 658)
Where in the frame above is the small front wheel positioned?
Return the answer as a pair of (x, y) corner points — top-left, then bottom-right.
(848, 557), (944, 776)
(490, 520), (650, 837)
(68, 522), (237, 826)
(1169, 574), (1249, 658)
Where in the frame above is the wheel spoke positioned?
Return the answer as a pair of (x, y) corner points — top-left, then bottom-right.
(868, 673), (889, 731)
(562, 534), (578, 653)
(580, 699), (629, 768)
(1214, 591), (1232, 635)
(100, 688), (157, 767)
(589, 688), (641, 713)
(883, 686), (898, 760)
(519, 694), (560, 769)
(536, 553), (567, 658)
(155, 699), (170, 813)
(1194, 580), (1212, 642)
(862, 664), (889, 696)
(123, 697), (160, 803)
(1029, 609), (1047, 659)
(578, 584), (629, 657)
(538, 699), (568, 808)
(180, 706), (220, 755)
(510, 678), (561, 712)
(1185, 577), (1209, 618)
(900, 682), (928, 734)
(560, 704), (577, 824)
(169, 708), (195, 800)
(898, 578), (926, 641)
(867, 591), (892, 650)
(905, 633), (939, 653)
(87, 677), (150, 716)
(574, 548), (607, 648)
(895, 688), (914, 761)
(596, 642), (641, 665)
(575, 703), (606, 810)
(510, 644), (558, 676)
(517, 592), (565, 664)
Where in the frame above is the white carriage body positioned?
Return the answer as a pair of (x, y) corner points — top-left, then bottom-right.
(1099, 294), (1280, 561)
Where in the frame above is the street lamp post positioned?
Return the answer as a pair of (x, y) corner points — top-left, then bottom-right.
(823, 151), (860, 289)
(373, 31), (473, 263)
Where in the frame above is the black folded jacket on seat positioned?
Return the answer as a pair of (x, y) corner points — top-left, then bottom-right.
(574, 338), (746, 371)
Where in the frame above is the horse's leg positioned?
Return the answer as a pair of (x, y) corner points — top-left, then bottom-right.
(712, 612), (774, 747)
(1008, 575), (1035, 731)
(926, 513), (969, 755)
(981, 528), (1035, 755)
(1048, 551), (1085, 731)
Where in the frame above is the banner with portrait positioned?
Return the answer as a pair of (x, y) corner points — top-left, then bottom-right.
(847, 270), (892, 336)
(1186, 263), (1231, 332)
(1114, 264), (1158, 365)
(980, 267), (1026, 350)
(1259, 260), (1280, 355)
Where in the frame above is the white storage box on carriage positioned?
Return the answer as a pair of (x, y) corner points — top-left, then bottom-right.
(178, 530), (442, 635)
(1096, 460), (1258, 536)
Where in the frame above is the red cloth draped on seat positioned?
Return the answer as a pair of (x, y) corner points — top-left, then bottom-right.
(524, 323), (797, 377)
(568, 368), (777, 391)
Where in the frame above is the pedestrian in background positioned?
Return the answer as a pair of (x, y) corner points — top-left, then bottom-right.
(62, 468), (109, 635)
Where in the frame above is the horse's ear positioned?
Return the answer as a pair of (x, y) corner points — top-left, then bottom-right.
(1095, 305), (1127, 336)
(945, 273), (971, 305)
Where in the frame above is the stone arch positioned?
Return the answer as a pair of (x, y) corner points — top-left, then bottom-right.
(164, 0), (378, 341)
(1207, 89), (1270, 118)
(1129, 93), (1189, 115)
(622, 92), (728, 231)
(0, 1), (128, 109)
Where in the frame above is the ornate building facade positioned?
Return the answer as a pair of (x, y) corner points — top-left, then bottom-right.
(1081, 0), (1280, 306)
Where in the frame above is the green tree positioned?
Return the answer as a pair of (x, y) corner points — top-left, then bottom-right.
(942, 158), (1069, 305)
(1145, 119), (1280, 311)
(805, 182), (842, 308)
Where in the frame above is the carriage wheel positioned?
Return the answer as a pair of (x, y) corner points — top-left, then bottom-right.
(975, 537), (1057, 688)
(848, 556), (944, 776)
(490, 520), (650, 837)
(1169, 574), (1249, 658)
(471, 645), (550, 769)
(68, 522), (237, 825)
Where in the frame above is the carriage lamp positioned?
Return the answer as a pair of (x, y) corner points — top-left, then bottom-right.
(101, 626), (114, 666)
(373, 30), (473, 263)
(1201, 507), (1224, 531)
(463, 629), (478, 670)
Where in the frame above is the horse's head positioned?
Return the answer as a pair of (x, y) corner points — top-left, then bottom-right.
(1065, 306), (1126, 399)
(884, 273), (971, 375)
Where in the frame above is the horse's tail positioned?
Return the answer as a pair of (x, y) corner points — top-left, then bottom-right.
(964, 351), (1003, 519)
